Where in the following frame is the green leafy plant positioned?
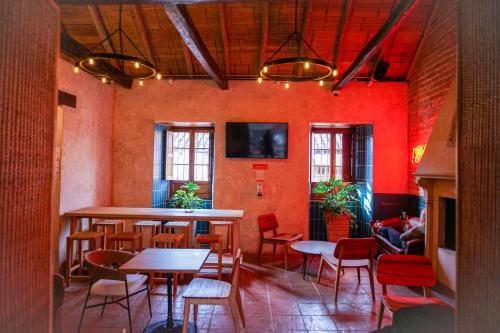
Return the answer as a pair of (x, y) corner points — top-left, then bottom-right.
(167, 182), (203, 210)
(312, 178), (359, 217)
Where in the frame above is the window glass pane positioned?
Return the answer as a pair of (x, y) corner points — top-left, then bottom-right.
(194, 132), (210, 182)
(335, 133), (343, 179)
(172, 132), (190, 180)
(195, 132), (209, 149)
(311, 133), (331, 182)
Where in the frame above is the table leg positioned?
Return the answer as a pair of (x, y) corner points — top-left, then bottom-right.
(302, 253), (308, 280)
(143, 272), (195, 333)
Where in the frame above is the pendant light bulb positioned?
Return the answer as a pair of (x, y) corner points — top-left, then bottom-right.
(134, 61), (140, 69)
(257, 77), (263, 84)
(156, 73), (162, 80)
(263, 66), (268, 73)
(319, 80), (324, 86)
(74, 66), (80, 74)
(332, 68), (338, 77)
(284, 82), (290, 89)
(304, 62), (310, 69)
(88, 58), (95, 65)
(138, 79), (144, 87)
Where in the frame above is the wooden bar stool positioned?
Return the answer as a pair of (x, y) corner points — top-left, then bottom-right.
(93, 220), (124, 249)
(150, 233), (185, 295)
(209, 221), (233, 252)
(108, 232), (143, 253)
(66, 231), (105, 283)
(195, 234), (223, 280)
(133, 220), (162, 250)
(164, 221), (191, 248)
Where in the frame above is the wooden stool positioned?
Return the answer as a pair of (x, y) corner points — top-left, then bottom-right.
(195, 234), (223, 280)
(108, 232), (142, 253)
(66, 231), (104, 283)
(150, 233), (185, 295)
(93, 219), (124, 249)
(209, 221), (233, 252)
(133, 220), (162, 250)
(164, 221), (191, 248)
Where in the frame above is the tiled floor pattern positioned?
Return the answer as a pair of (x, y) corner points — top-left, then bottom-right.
(61, 253), (444, 333)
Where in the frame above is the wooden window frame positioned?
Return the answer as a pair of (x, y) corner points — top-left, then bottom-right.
(166, 126), (214, 200)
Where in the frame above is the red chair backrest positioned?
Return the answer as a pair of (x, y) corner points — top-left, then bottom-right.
(334, 238), (377, 260)
(377, 254), (436, 287)
(258, 213), (279, 233)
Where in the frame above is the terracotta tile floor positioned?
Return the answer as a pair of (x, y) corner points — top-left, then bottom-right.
(61, 252), (451, 333)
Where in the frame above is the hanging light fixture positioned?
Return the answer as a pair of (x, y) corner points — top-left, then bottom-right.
(259, 0), (336, 83)
(74, 5), (160, 84)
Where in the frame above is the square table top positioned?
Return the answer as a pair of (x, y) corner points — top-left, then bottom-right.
(119, 248), (211, 274)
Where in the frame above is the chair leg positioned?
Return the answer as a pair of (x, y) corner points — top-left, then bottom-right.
(258, 240), (263, 264)
(125, 282), (133, 333)
(317, 257), (325, 284)
(236, 290), (245, 327)
(66, 238), (72, 283)
(284, 245), (288, 270)
(334, 265), (342, 302)
(367, 267), (376, 302)
(182, 301), (190, 333)
(100, 296), (108, 316)
(193, 304), (198, 326)
(229, 298), (240, 333)
(377, 301), (385, 329)
(77, 279), (93, 333)
(146, 278), (153, 317)
(77, 240), (84, 275)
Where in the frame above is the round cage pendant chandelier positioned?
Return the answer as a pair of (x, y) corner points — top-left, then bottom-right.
(259, 0), (337, 87)
(74, 5), (161, 85)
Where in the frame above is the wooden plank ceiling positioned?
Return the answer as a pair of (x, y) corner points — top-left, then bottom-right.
(59, 0), (434, 86)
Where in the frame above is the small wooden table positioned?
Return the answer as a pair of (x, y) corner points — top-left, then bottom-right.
(291, 240), (336, 279)
(119, 248), (211, 333)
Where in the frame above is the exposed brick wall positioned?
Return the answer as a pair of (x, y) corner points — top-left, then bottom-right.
(407, 0), (457, 195)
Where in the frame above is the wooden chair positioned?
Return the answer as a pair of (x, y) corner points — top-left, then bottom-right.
(108, 231), (143, 253)
(164, 221), (191, 248)
(182, 251), (245, 333)
(376, 254), (448, 329)
(53, 274), (65, 333)
(66, 231), (105, 283)
(149, 233), (185, 295)
(195, 234), (223, 280)
(317, 237), (377, 302)
(93, 219), (124, 249)
(133, 220), (162, 250)
(78, 250), (151, 333)
(257, 213), (303, 270)
(209, 220), (233, 252)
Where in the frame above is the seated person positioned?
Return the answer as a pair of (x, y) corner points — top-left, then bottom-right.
(379, 209), (427, 248)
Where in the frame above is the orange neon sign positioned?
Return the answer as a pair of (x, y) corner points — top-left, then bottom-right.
(412, 144), (427, 164)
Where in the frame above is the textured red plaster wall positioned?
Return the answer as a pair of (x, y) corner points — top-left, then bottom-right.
(407, 0), (457, 195)
(113, 81), (408, 252)
(56, 59), (114, 266)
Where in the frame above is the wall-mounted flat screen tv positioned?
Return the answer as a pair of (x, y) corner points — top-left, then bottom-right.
(226, 122), (288, 159)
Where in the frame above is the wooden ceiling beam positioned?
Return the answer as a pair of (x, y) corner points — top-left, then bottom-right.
(163, 3), (227, 89)
(182, 44), (194, 77)
(87, 5), (115, 53)
(258, 1), (269, 70)
(132, 4), (155, 62)
(219, 3), (230, 75)
(332, 0), (420, 91)
(60, 30), (133, 88)
(332, 0), (352, 68)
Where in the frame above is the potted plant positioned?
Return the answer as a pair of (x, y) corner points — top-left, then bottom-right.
(312, 178), (359, 242)
(167, 182), (203, 212)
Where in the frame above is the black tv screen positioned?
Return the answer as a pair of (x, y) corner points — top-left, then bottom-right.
(226, 122), (288, 159)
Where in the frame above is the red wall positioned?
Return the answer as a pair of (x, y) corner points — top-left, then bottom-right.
(113, 80), (408, 252)
(407, 0), (457, 195)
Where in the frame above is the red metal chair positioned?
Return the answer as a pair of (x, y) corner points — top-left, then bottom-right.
(257, 213), (303, 270)
(376, 254), (448, 329)
(317, 238), (377, 302)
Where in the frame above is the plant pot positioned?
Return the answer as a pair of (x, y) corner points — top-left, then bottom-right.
(324, 212), (350, 242)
